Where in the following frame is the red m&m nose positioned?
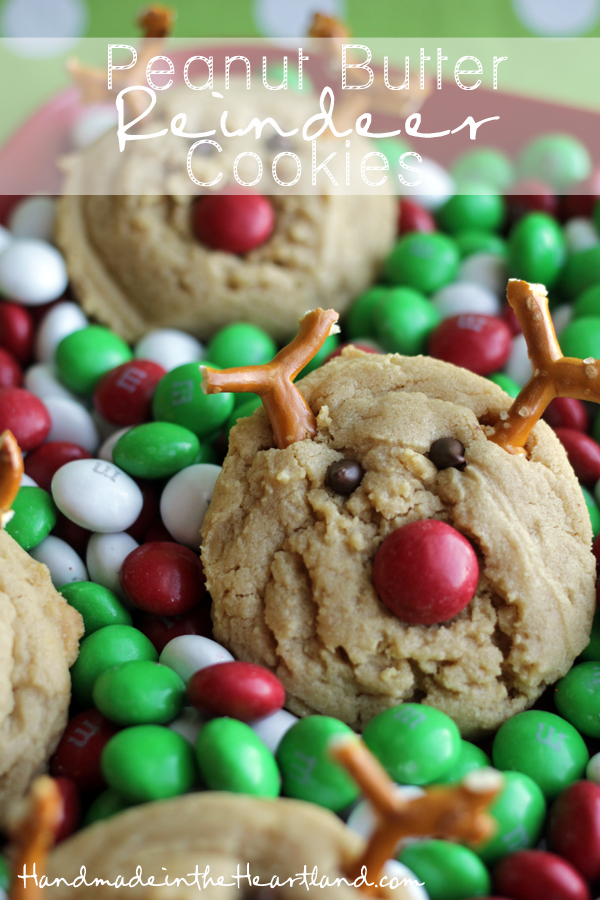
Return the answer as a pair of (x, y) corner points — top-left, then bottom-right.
(192, 190), (275, 255)
(373, 519), (479, 625)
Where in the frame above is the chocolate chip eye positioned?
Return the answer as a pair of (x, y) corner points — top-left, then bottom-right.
(326, 458), (365, 495)
(428, 437), (466, 471)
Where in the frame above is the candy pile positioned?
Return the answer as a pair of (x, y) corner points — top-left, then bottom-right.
(2, 131), (600, 900)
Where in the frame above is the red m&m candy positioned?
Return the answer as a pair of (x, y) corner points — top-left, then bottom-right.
(192, 191), (275, 255)
(428, 315), (512, 376)
(544, 397), (589, 433)
(398, 200), (436, 235)
(24, 441), (91, 491)
(50, 708), (120, 792)
(547, 781), (600, 882)
(53, 777), (81, 843)
(554, 427), (600, 488)
(493, 850), (591, 900)
(373, 520), (479, 625)
(120, 541), (206, 616)
(94, 359), (166, 427)
(0, 301), (34, 364)
(134, 605), (212, 653)
(187, 661), (285, 721)
(0, 347), (21, 387)
(0, 386), (51, 451)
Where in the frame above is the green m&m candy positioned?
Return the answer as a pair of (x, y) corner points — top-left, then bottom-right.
(345, 286), (389, 340)
(113, 422), (200, 479)
(152, 362), (234, 438)
(102, 725), (196, 802)
(471, 771), (546, 865)
(363, 704), (461, 785)
(70, 624), (158, 707)
(384, 233), (460, 295)
(56, 326), (132, 395)
(434, 740), (490, 785)
(207, 323), (277, 369)
(561, 245), (600, 299)
(450, 147), (514, 192)
(518, 134), (591, 189)
(573, 283), (600, 319)
(581, 485), (600, 537)
(83, 788), (132, 827)
(492, 710), (589, 799)
(0, 854), (10, 892)
(437, 187), (505, 235)
(580, 607), (600, 662)
(374, 287), (440, 355)
(455, 230), (506, 259)
(555, 661), (600, 737)
(508, 212), (566, 289)
(276, 716), (359, 810)
(488, 372), (521, 399)
(399, 839), (490, 900)
(93, 660), (186, 726)
(560, 316), (600, 362)
(196, 718), (280, 797)
(58, 581), (131, 637)
(4, 485), (56, 550)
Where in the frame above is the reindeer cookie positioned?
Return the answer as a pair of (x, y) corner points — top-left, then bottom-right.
(9, 740), (500, 900)
(200, 284), (596, 739)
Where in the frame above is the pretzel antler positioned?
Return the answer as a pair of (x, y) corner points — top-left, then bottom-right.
(9, 777), (63, 900)
(67, 4), (175, 108)
(0, 430), (23, 529)
(201, 309), (339, 449)
(489, 279), (600, 454)
(308, 12), (429, 132)
(331, 737), (501, 895)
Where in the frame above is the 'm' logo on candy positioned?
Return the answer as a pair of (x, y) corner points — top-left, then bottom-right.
(67, 718), (101, 749)
(534, 723), (566, 751)
(288, 750), (317, 785)
(115, 367), (149, 393)
(92, 462), (121, 482)
(392, 707), (427, 728)
(171, 380), (194, 406)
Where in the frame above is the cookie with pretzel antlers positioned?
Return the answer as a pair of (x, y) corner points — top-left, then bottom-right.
(9, 739), (499, 900)
(201, 294), (595, 738)
(0, 432), (83, 831)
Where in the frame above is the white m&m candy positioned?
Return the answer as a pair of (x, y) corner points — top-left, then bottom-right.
(51, 459), (143, 533)
(0, 239), (68, 304)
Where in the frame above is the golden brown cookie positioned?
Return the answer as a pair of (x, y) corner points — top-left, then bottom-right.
(201, 349), (596, 739)
(0, 531), (83, 831)
(56, 87), (396, 343)
(45, 792), (415, 899)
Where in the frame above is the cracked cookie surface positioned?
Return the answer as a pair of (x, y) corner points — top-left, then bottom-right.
(202, 349), (596, 738)
(0, 531), (83, 830)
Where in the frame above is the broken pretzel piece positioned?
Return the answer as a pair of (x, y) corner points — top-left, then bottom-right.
(0, 430), (23, 529)
(331, 737), (501, 895)
(8, 777), (63, 900)
(67, 4), (175, 108)
(201, 308), (339, 450)
(490, 279), (600, 455)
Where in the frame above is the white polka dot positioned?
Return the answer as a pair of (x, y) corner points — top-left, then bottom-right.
(254, 0), (346, 38)
(1, 0), (87, 57)
(512, 0), (600, 35)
